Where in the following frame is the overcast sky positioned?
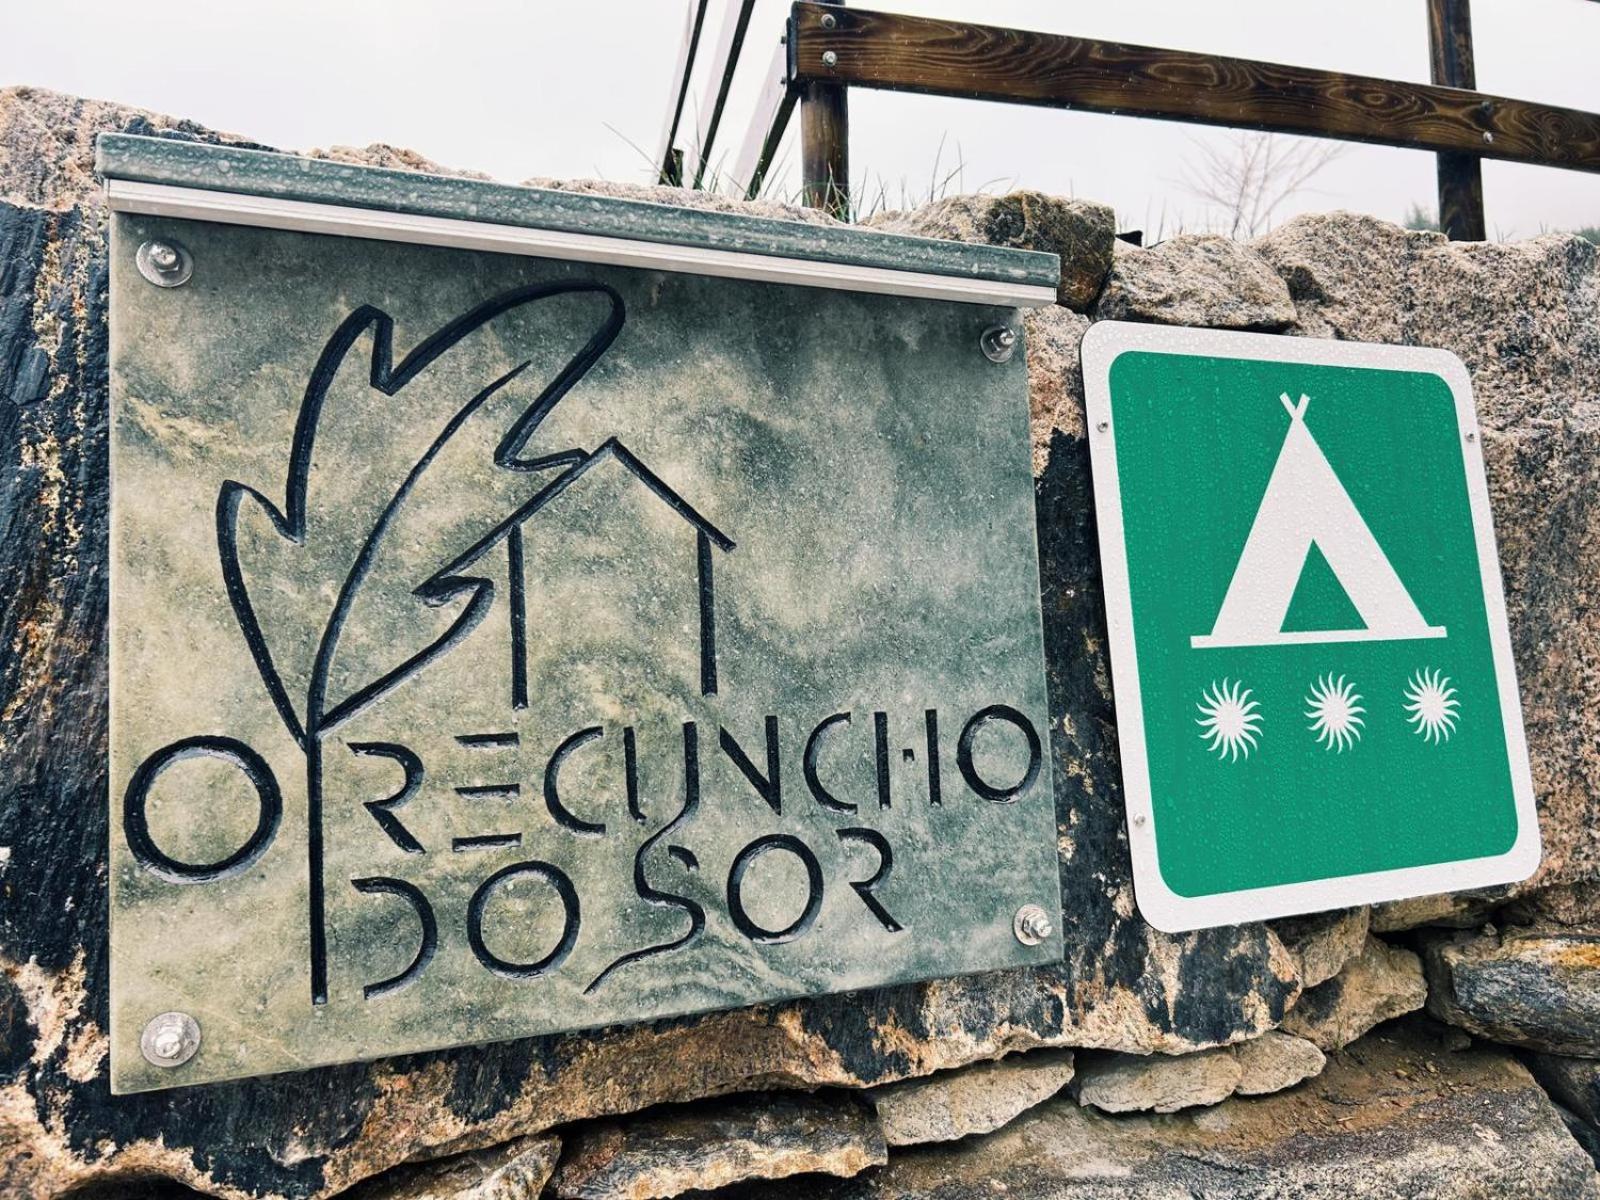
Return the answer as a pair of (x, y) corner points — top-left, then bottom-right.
(5, 0), (1597, 238)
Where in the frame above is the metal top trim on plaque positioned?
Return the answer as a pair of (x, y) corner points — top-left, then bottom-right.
(96, 134), (1060, 307)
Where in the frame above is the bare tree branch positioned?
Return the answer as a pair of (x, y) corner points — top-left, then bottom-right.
(1180, 132), (1347, 238)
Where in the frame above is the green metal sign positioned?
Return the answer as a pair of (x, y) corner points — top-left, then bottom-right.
(1083, 323), (1539, 932)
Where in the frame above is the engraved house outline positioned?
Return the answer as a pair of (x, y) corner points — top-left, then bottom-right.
(195, 280), (735, 1005)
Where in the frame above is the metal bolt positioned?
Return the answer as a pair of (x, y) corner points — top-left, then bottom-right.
(1013, 904), (1054, 946)
(822, 50), (839, 68)
(1133, 813), (1147, 826)
(820, 11), (837, 28)
(140, 1011), (201, 1068)
(1096, 419), (1109, 433)
(980, 325), (1018, 363)
(1483, 131), (1494, 145)
(1466, 430), (1477, 442)
(136, 239), (193, 288)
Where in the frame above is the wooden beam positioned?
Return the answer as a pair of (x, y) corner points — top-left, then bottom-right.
(731, 36), (799, 200)
(800, 1), (849, 218)
(655, 0), (712, 186)
(1427, 0), (1486, 240)
(789, 2), (1600, 175)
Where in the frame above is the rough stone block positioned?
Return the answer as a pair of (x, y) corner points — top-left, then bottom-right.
(550, 1093), (884, 1200)
(867, 1049), (1075, 1146)
(1528, 1053), (1600, 1134)
(1075, 1046), (1242, 1114)
(1073, 1031), (1324, 1114)
(1232, 1030), (1326, 1096)
(866, 191), (1115, 311)
(1271, 908), (1371, 988)
(342, 1136), (560, 1200)
(730, 1023), (1600, 1199)
(1091, 235), (1296, 329)
(1423, 926), (1600, 1055)
(1280, 936), (1428, 1051)
(1256, 214), (1600, 901)
(1370, 892), (1500, 933)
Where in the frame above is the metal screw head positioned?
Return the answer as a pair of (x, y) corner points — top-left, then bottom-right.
(1483, 130), (1494, 145)
(820, 11), (837, 28)
(1465, 430), (1477, 442)
(980, 325), (1018, 363)
(822, 49), (839, 68)
(140, 1011), (201, 1068)
(1096, 419), (1109, 433)
(1013, 904), (1054, 946)
(137, 239), (193, 288)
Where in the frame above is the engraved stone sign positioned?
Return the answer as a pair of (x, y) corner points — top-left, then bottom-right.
(102, 136), (1063, 1091)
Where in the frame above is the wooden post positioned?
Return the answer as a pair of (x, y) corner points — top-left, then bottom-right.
(1428, 0), (1487, 240)
(801, 0), (850, 219)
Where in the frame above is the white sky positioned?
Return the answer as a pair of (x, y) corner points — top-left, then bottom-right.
(4, 0), (1597, 238)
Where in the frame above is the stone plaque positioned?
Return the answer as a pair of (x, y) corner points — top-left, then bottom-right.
(104, 138), (1061, 1091)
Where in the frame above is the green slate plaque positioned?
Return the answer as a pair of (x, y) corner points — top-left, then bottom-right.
(103, 139), (1061, 1092)
(1082, 322), (1540, 933)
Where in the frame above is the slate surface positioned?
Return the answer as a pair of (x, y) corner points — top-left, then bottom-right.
(106, 211), (1059, 1090)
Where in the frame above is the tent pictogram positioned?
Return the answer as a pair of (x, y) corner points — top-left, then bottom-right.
(1192, 393), (1446, 649)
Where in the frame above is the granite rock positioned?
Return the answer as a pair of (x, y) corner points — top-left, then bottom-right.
(1075, 1046), (1242, 1114)
(866, 191), (1115, 310)
(1022, 304), (1092, 472)
(1073, 1031), (1324, 1114)
(550, 1093), (884, 1200)
(723, 1022), (1600, 1199)
(867, 1049), (1075, 1146)
(1423, 926), (1600, 1054)
(1370, 892), (1501, 933)
(0, 85), (265, 209)
(1528, 1053), (1600, 1136)
(1232, 1030), (1327, 1096)
(1506, 884), (1600, 929)
(1532, 1053), (1600, 1169)
(1553, 1103), (1600, 1171)
(0, 85), (484, 212)
(1281, 936), (1428, 1051)
(3, 83), (1598, 1200)
(1271, 908), (1371, 988)
(342, 1136), (560, 1200)
(1091, 234), (1296, 329)
(1, 86), (1318, 1200)
(1256, 213), (1600, 900)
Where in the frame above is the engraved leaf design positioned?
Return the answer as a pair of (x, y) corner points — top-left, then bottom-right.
(217, 282), (625, 744)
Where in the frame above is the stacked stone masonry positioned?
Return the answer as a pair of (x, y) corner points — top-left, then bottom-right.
(2, 85), (1600, 1199)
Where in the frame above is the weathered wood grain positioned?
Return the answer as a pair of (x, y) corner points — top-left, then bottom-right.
(790, 2), (1600, 175)
(1427, 0), (1486, 241)
(800, 1), (850, 218)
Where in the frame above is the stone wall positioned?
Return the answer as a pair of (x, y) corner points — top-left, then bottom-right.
(2, 86), (1598, 1199)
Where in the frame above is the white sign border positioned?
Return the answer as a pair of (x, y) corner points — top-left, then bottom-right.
(1080, 321), (1541, 933)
